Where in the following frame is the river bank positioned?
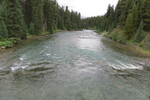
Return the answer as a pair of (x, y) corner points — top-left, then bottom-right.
(1, 30), (150, 58)
(97, 29), (150, 57)
(0, 30), (67, 53)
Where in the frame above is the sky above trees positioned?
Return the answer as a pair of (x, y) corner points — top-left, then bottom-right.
(57, 0), (118, 17)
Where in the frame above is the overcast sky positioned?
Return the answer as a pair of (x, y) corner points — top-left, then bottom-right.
(57, 0), (118, 18)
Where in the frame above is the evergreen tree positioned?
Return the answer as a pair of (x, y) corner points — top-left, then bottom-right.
(105, 5), (115, 31)
(57, 6), (65, 30)
(135, 19), (144, 42)
(0, 20), (8, 38)
(32, 0), (43, 34)
(53, 1), (59, 31)
(64, 6), (71, 30)
(77, 13), (81, 29)
(6, 0), (27, 39)
(115, 0), (128, 27)
(44, 0), (58, 34)
(0, 1), (8, 38)
(137, 0), (144, 22)
(125, 13), (134, 39)
(28, 22), (35, 35)
(24, 0), (32, 26)
(131, 4), (138, 31)
(143, 0), (150, 31)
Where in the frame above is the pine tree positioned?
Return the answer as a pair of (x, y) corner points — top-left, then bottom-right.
(135, 19), (144, 42)
(0, 20), (8, 38)
(105, 5), (115, 31)
(53, 1), (59, 31)
(44, 0), (58, 34)
(77, 13), (81, 29)
(24, 0), (32, 26)
(114, 0), (122, 26)
(32, 0), (43, 34)
(131, 4), (138, 31)
(143, 0), (150, 31)
(57, 6), (65, 30)
(125, 13), (134, 39)
(115, 0), (128, 27)
(0, 1), (8, 38)
(64, 6), (71, 30)
(137, 0), (144, 22)
(6, 0), (27, 39)
(124, 3), (139, 39)
(28, 22), (35, 35)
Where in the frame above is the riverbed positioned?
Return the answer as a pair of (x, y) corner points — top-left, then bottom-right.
(0, 30), (150, 100)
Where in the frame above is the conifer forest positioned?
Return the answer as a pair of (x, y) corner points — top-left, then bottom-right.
(82, 0), (150, 49)
(0, 0), (81, 47)
(0, 0), (150, 49)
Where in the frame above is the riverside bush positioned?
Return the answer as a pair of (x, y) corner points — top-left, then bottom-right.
(0, 40), (13, 48)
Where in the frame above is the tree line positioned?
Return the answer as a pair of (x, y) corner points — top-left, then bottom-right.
(82, 0), (150, 43)
(0, 0), (81, 40)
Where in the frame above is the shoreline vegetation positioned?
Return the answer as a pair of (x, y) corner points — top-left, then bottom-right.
(82, 0), (150, 57)
(0, 0), (150, 57)
(98, 30), (150, 57)
(0, 29), (66, 49)
(0, 0), (81, 49)
(1, 29), (150, 58)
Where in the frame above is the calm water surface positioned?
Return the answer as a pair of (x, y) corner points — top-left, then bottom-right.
(0, 30), (150, 100)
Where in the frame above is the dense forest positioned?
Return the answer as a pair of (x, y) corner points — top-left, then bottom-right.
(0, 0), (150, 50)
(82, 0), (150, 49)
(0, 0), (81, 48)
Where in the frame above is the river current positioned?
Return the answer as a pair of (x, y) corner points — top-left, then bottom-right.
(0, 30), (150, 100)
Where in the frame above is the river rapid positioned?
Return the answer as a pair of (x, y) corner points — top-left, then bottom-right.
(0, 30), (150, 100)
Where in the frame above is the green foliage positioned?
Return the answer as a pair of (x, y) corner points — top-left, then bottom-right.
(0, 2), (8, 39)
(125, 2), (142, 39)
(0, 38), (18, 48)
(135, 19), (144, 42)
(0, 40), (13, 48)
(81, 0), (150, 46)
(0, 0), (82, 40)
(125, 13), (134, 39)
(0, 20), (8, 38)
(143, 0), (150, 31)
(24, 0), (32, 26)
(57, 7), (65, 30)
(31, 0), (44, 34)
(64, 6), (71, 30)
(28, 23), (35, 35)
(44, 0), (58, 34)
(6, 0), (27, 39)
(106, 28), (127, 44)
(132, 4), (139, 31)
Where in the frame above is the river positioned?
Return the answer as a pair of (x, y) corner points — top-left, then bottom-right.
(0, 30), (150, 100)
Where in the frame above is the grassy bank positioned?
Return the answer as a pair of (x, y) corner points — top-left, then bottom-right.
(99, 28), (150, 57)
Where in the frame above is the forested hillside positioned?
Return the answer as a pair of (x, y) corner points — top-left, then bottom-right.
(1, 0), (150, 50)
(82, 0), (150, 49)
(0, 0), (81, 48)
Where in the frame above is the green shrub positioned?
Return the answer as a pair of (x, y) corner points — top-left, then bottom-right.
(0, 38), (20, 48)
(0, 40), (13, 48)
(105, 28), (127, 44)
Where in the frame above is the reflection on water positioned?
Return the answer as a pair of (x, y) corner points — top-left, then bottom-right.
(0, 30), (150, 100)
(77, 34), (102, 52)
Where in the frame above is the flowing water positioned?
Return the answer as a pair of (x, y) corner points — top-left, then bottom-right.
(0, 30), (150, 100)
